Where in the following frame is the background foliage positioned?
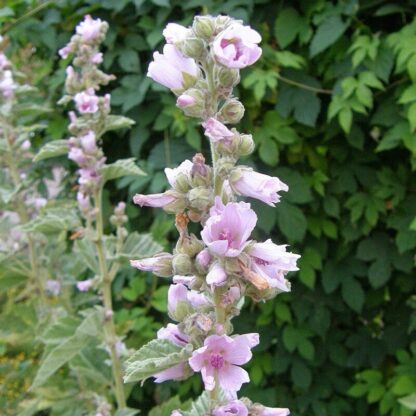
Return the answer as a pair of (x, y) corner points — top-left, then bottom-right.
(1, 0), (416, 415)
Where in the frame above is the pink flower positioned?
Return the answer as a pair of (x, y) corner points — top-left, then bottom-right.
(0, 53), (10, 70)
(164, 160), (193, 188)
(247, 239), (299, 292)
(163, 23), (190, 43)
(74, 88), (99, 113)
(68, 147), (86, 165)
(0, 70), (15, 98)
(189, 333), (259, 392)
(79, 130), (97, 153)
(157, 323), (189, 347)
(213, 400), (248, 416)
(213, 22), (262, 69)
(207, 261), (227, 286)
(230, 168), (288, 206)
(91, 52), (103, 64)
(201, 201), (257, 257)
(147, 44), (198, 91)
(202, 118), (234, 143)
(260, 408), (290, 416)
(58, 45), (71, 59)
(196, 249), (211, 268)
(130, 253), (173, 277)
(168, 283), (209, 320)
(76, 15), (103, 42)
(152, 324), (190, 383)
(77, 192), (90, 212)
(133, 192), (176, 208)
(77, 279), (93, 292)
(176, 94), (196, 108)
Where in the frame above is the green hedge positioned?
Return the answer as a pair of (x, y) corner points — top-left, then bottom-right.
(4, 0), (416, 414)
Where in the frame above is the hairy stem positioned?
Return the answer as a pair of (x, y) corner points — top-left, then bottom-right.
(93, 188), (126, 409)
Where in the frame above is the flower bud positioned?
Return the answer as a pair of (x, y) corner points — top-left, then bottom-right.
(168, 284), (192, 321)
(192, 16), (215, 39)
(172, 253), (193, 275)
(176, 233), (205, 257)
(176, 88), (205, 118)
(188, 186), (213, 212)
(214, 15), (232, 32)
(130, 253), (173, 277)
(219, 98), (245, 124)
(179, 38), (206, 60)
(238, 133), (255, 156)
(217, 66), (240, 88)
(196, 249), (211, 269)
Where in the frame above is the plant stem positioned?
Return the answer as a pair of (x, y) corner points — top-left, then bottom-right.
(93, 188), (126, 409)
(4, 124), (44, 306)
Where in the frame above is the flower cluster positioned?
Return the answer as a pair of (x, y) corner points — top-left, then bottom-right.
(59, 15), (115, 217)
(128, 15), (300, 415)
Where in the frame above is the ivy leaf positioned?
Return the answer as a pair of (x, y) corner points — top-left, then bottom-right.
(310, 16), (348, 57)
(124, 339), (193, 383)
(34, 140), (68, 162)
(101, 158), (145, 182)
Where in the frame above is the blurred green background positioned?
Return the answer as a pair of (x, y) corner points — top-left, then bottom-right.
(2, 0), (416, 415)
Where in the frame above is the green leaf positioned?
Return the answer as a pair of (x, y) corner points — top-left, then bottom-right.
(338, 107), (353, 133)
(124, 339), (192, 383)
(368, 258), (391, 288)
(341, 278), (365, 313)
(310, 16), (348, 57)
(407, 102), (416, 131)
(74, 238), (99, 273)
(298, 339), (315, 361)
(118, 50), (140, 73)
(149, 396), (182, 416)
(182, 392), (216, 416)
(103, 115), (135, 134)
(32, 309), (102, 388)
(274, 8), (303, 48)
(399, 394), (416, 411)
(291, 360), (312, 389)
(20, 208), (80, 235)
(34, 140), (68, 162)
(120, 232), (163, 261)
(398, 85), (416, 104)
(101, 158), (145, 182)
(277, 201), (307, 243)
(259, 140), (279, 166)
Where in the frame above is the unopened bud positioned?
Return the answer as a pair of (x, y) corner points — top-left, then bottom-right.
(217, 66), (240, 88)
(130, 253), (173, 277)
(214, 15), (232, 32)
(180, 38), (206, 60)
(176, 88), (205, 118)
(238, 134), (255, 156)
(172, 253), (193, 275)
(176, 233), (205, 257)
(192, 16), (215, 39)
(219, 98), (245, 124)
(188, 187), (213, 211)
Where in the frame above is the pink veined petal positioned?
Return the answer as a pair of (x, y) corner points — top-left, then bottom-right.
(201, 365), (216, 391)
(218, 364), (250, 392)
(206, 262), (227, 285)
(188, 345), (209, 371)
(261, 407), (291, 416)
(222, 337), (253, 365)
(206, 240), (230, 257)
(153, 363), (185, 383)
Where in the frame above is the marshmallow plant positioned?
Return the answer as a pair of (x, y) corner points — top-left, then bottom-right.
(31, 16), (161, 413)
(125, 15), (300, 415)
(0, 36), (50, 306)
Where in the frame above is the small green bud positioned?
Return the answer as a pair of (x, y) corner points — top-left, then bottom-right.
(219, 98), (245, 124)
(238, 134), (255, 156)
(188, 187), (214, 211)
(217, 66), (240, 88)
(176, 233), (205, 257)
(193, 16), (216, 39)
(180, 38), (206, 60)
(176, 88), (205, 118)
(172, 253), (193, 275)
